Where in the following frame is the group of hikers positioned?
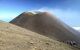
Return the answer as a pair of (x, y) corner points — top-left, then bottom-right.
(65, 40), (77, 46)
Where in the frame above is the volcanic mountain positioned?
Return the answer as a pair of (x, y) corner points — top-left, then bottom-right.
(10, 12), (80, 47)
(0, 21), (79, 50)
(10, 12), (80, 42)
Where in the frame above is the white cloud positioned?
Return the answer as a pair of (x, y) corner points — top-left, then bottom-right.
(73, 27), (80, 30)
(28, 7), (80, 19)
(36, 7), (80, 18)
(30, 7), (80, 27)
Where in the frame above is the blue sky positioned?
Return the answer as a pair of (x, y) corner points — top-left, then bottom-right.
(0, 0), (80, 27)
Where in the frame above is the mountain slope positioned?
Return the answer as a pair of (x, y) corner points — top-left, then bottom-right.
(0, 21), (79, 50)
(10, 12), (80, 46)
